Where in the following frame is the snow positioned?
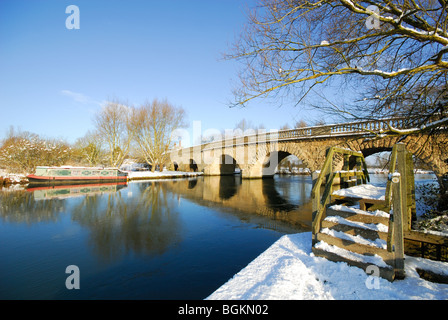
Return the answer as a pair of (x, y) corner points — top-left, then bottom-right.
(387, 117), (448, 135)
(414, 215), (448, 236)
(324, 215), (388, 232)
(329, 204), (390, 218)
(314, 240), (390, 268)
(207, 232), (448, 300)
(332, 184), (386, 201)
(0, 169), (27, 184)
(321, 227), (387, 249)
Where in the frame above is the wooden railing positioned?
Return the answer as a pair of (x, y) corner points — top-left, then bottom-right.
(386, 143), (448, 264)
(384, 143), (412, 279)
(311, 142), (448, 279)
(311, 147), (369, 242)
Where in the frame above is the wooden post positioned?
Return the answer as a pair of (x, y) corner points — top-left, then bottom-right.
(385, 144), (399, 209)
(312, 170), (321, 244)
(406, 152), (416, 225)
(391, 173), (405, 279)
(396, 143), (409, 232)
(342, 154), (350, 188)
(356, 156), (362, 185)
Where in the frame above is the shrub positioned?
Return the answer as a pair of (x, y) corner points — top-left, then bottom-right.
(0, 131), (71, 174)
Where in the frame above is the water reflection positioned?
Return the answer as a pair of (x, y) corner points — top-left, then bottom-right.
(1, 176), (312, 263)
(0, 175), (315, 299)
(164, 175), (313, 232)
(71, 181), (183, 262)
(0, 188), (64, 224)
(1, 182), (183, 263)
(27, 182), (128, 200)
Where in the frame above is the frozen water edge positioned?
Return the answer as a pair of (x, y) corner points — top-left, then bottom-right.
(206, 232), (448, 300)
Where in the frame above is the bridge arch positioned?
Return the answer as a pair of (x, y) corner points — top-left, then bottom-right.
(341, 134), (448, 190)
(243, 143), (314, 178)
(203, 153), (241, 176)
(189, 159), (198, 172)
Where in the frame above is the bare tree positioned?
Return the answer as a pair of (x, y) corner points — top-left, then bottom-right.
(295, 119), (308, 128)
(73, 130), (104, 166)
(232, 118), (256, 137)
(132, 99), (186, 172)
(228, 0), (448, 132)
(280, 123), (291, 130)
(94, 99), (135, 168)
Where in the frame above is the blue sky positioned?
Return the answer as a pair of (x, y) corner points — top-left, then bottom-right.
(0, 0), (325, 146)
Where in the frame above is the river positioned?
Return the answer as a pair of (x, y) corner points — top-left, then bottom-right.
(0, 173), (438, 299)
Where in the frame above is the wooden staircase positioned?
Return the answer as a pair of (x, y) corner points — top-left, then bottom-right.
(312, 197), (396, 281)
(311, 145), (411, 281)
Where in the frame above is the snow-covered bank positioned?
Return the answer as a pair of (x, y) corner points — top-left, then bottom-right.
(207, 232), (448, 300)
(127, 170), (203, 180)
(0, 168), (203, 185)
(368, 168), (434, 174)
(0, 169), (27, 186)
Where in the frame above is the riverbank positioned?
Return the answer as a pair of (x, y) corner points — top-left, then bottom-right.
(207, 232), (448, 300)
(0, 170), (28, 186)
(0, 169), (203, 186)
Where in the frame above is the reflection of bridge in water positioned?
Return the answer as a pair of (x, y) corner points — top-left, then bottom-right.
(165, 175), (316, 233)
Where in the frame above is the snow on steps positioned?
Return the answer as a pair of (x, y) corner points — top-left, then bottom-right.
(327, 204), (390, 225)
(331, 184), (386, 201)
(312, 241), (396, 282)
(312, 198), (397, 281)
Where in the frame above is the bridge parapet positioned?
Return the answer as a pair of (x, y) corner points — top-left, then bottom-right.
(167, 116), (447, 185)
(170, 117), (411, 156)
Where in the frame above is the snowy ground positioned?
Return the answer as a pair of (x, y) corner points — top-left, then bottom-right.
(207, 232), (448, 300)
(0, 168), (203, 184)
(0, 169), (27, 184)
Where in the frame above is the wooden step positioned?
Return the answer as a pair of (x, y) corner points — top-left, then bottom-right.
(332, 184), (386, 202)
(326, 205), (390, 225)
(312, 241), (396, 281)
(321, 216), (389, 241)
(315, 231), (392, 261)
(332, 184), (387, 210)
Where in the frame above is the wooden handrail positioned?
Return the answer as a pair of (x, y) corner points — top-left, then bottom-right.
(388, 172), (406, 279)
(311, 147), (368, 242)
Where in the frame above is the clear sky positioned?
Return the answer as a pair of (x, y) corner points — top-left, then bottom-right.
(0, 0), (325, 146)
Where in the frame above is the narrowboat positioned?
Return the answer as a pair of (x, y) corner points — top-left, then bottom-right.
(27, 166), (128, 185)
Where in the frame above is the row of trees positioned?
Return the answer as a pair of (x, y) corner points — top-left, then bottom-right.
(0, 99), (186, 174)
(77, 98), (186, 171)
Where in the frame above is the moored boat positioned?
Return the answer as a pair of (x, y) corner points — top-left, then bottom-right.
(27, 166), (128, 185)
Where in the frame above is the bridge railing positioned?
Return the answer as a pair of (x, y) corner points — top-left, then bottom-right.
(172, 117), (411, 154)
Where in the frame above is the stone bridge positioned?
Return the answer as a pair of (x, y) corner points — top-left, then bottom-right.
(168, 118), (448, 187)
